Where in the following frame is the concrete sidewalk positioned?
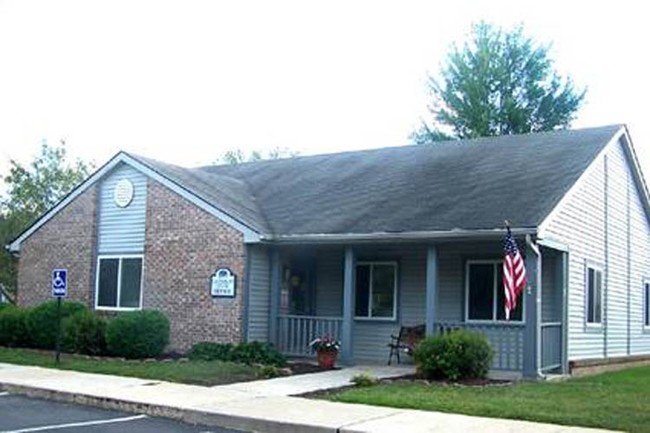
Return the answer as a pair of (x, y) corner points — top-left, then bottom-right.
(0, 363), (618, 433)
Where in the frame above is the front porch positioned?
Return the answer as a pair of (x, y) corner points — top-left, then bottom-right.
(259, 239), (567, 378)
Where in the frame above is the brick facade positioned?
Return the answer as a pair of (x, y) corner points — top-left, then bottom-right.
(17, 187), (97, 307)
(143, 180), (246, 351)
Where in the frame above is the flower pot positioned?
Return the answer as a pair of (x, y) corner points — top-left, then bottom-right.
(317, 350), (338, 369)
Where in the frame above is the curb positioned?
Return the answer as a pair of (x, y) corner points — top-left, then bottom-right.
(0, 382), (335, 433)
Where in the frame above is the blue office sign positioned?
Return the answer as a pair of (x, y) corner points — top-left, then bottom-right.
(52, 269), (67, 298)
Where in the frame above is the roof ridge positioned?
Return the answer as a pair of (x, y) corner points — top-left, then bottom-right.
(196, 124), (626, 171)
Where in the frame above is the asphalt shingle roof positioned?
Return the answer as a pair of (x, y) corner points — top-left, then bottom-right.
(133, 125), (623, 237)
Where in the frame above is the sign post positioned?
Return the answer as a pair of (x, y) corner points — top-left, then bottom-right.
(52, 269), (67, 364)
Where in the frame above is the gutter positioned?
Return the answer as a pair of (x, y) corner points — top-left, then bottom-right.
(259, 227), (538, 244)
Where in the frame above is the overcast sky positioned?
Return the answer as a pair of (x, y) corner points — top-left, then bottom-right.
(0, 0), (648, 183)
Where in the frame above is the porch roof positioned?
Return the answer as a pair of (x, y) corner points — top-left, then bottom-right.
(133, 125), (622, 239)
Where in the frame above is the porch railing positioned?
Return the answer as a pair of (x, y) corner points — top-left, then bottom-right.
(434, 321), (524, 371)
(541, 322), (563, 372)
(276, 314), (343, 356)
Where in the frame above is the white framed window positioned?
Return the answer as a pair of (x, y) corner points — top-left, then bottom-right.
(643, 280), (650, 328)
(355, 261), (397, 320)
(465, 260), (524, 323)
(95, 255), (143, 310)
(585, 265), (603, 326)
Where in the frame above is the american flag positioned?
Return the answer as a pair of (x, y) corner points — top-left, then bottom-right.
(503, 227), (527, 320)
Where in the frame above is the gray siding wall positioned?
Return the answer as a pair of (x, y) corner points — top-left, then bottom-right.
(313, 242), (531, 363)
(246, 245), (271, 342)
(315, 249), (343, 317)
(98, 164), (147, 254)
(544, 139), (650, 360)
(542, 254), (563, 323)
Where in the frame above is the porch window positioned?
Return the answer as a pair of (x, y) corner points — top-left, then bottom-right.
(643, 281), (650, 327)
(96, 256), (143, 310)
(466, 261), (523, 322)
(355, 262), (397, 320)
(585, 266), (602, 325)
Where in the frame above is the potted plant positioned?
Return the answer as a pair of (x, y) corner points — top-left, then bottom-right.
(309, 335), (341, 369)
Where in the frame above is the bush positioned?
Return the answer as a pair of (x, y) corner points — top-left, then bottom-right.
(63, 310), (107, 355)
(188, 342), (233, 361)
(351, 373), (379, 387)
(188, 341), (286, 367)
(26, 301), (87, 349)
(414, 330), (494, 381)
(231, 341), (286, 367)
(106, 310), (169, 359)
(0, 306), (30, 347)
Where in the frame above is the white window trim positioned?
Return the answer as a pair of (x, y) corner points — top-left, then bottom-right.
(584, 264), (604, 328)
(354, 261), (398, 321)
(643, 279), (650, 330)
(465, 259), (525, 324)
(95, 254), (144, 311)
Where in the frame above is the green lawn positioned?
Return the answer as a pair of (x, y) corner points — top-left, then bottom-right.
(326, 366), (650, 433)
(0, 347), (261, 386)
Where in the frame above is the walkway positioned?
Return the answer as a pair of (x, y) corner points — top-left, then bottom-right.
(0, 363), (618, 433)
(217, 364), (414, 396)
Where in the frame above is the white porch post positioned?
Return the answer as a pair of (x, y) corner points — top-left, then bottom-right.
(523, 241), (542, 378)
(425, 245), (438, 336)
(268, 249), (281, 346)
(341, 247), (355, 365)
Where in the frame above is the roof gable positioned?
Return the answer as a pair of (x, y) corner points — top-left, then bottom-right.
(538, 126), (650, 237)
(7, 152), (261, 252)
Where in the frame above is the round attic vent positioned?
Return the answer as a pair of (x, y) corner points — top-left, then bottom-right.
(114, 178), (134, 208)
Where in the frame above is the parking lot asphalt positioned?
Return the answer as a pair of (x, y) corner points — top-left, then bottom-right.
(0, 392), (245, 433)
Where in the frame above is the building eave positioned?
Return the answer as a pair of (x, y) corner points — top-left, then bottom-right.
(260, 227), (538, 245)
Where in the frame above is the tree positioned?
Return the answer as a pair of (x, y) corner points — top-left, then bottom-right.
(217, 146), (299, 165)
(413, 22), (586, 143)
(0, 141), (92, 293)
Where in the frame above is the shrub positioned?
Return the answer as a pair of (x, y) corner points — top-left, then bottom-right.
(26, 301), (87, 349)
(231, 341), (286, 367)
(257, 365), (283, 379)
(0, 306), (30, 347)
(106, 310), (169, 359)
(351, 373), (379, 387)
(414, 330), (494, 381)
(188, 341), (286, 367)
(188, 342), (233, 361)
(62, 310), (107, 355)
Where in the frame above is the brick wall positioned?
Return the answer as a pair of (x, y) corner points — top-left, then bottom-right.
(17, 187), (97, 307)
(143, 180), (246, 352)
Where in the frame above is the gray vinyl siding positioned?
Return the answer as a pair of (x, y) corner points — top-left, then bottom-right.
(314, 249), (343, 317)
(544, 139), (650, 360)
(629, 152), (650, 354)
(97, 164), (147, 254)
(352, 245), (426, 361)
(542, 254), (562, 323)
(312, 243), (530, 363)
(246, 245), (271, 343)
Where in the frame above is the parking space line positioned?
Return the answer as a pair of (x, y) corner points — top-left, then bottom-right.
(0, 414), (148, 433)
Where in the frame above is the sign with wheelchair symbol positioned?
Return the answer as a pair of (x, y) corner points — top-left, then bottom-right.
(52, 269), (67, 298)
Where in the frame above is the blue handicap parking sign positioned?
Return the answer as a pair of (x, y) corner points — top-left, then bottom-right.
(52, 269), (67, 298)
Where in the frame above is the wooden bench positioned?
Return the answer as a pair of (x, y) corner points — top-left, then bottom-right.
(387, 324), (425, 365)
